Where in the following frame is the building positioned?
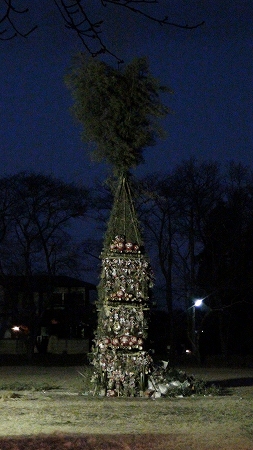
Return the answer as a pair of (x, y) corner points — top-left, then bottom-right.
(0, 275), (97, 355)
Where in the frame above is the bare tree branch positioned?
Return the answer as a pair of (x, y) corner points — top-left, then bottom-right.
(0, 0), (204, 61)
(101, 0), (204, 29)
(54, 0), (123, 61)
(0, 0), (37, 40)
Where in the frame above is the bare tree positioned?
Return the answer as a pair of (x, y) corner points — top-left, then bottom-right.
(0, 176), (14, 244)
(138, 173), (179, 360)
(0, 1), (204, 60)
(0, 172), (90, 279)
(138, 160), (222, 360)
(197, 162), (253, 358)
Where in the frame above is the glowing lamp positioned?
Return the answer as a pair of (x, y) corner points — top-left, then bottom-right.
(194, 299), (203, 307)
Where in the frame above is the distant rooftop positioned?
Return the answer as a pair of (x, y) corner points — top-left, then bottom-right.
(0, 275), (96, 291)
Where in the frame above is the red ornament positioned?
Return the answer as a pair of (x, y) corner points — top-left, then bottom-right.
(112, 337), (120, 346)
(125, 242), (133, 252)
(120, 335), (129, 346)
(117, 242), (125, 252)
(130, 336), (138, 345)
(116, 290), (124, 298)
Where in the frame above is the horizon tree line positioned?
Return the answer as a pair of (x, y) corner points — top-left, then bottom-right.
(0, 158), (253, 359)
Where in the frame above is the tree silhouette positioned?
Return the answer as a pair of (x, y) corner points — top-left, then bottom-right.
(0, 172), (90, 278)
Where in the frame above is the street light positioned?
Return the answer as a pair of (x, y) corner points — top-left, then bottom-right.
(191, 298), (204, 359)
(194, 298), (203, 307)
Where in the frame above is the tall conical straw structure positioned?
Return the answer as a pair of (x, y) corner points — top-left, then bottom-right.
(91, 175), (154, 396)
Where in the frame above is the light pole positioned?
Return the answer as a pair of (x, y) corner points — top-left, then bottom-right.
(192, 298), (203, 360)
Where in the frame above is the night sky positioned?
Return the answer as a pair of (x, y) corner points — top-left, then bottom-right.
(1, 0), (252, 187)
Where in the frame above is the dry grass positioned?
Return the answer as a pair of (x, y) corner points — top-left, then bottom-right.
(0, 365), (252, 449)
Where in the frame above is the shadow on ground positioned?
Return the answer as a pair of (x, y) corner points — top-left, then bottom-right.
(204, 376), (253, 396)
(0, 434), (180, 450)
(208, 377), (253, 388)
(0, 353), (88, 366)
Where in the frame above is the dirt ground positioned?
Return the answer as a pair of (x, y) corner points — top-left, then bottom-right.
(0, 365), (252, 449)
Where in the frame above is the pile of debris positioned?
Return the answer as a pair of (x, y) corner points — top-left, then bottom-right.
(145, 361), (201, 398)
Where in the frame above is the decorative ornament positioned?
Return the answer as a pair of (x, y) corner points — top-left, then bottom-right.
(112, 337), (120, 346)
(116, 290), (124, 298)
(117, 242), (125, 252)
(129, 336), (138, 345)
(120, 335), (129, 346)
(125, 242), (133, 252)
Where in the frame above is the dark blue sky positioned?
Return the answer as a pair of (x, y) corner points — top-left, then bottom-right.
(1, 0), (252, 187)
